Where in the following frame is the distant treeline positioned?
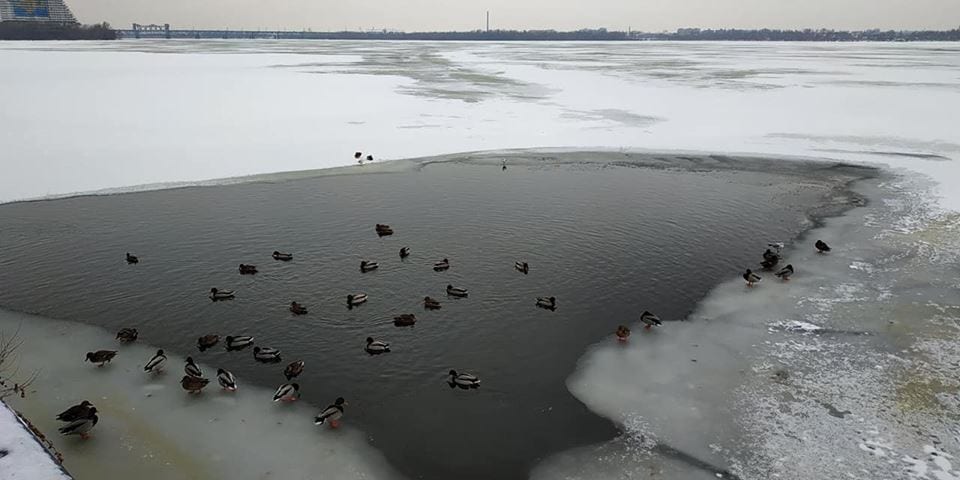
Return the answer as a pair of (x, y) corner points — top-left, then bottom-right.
(120, 27), (960, 42)
(0, 22), (116, 40)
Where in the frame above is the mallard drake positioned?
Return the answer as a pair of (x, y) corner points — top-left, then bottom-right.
(743, 269), (762, 287)
(217, 368), (237, 391)
(197, 334), (220, 352)
(314, 397), (346, 428)
(815, 240), (831, 253)
(284, 360), (305, 380)
(360, 260), (379, 273)
(273, 383), (300, 402)
(536, 296), (557, 310)
(446, 285), (468, 297)
(515, 261), (529, 274)
(423, 296), (441, 310)
(58, 411), (98, 439)
(239, 264), (258, 275)
(85, 350), (117, 367)
(433, 258), (450, 271)
(347, 293), (368, 307)
(143, 349), (166, 373)
(289, 302), (308, 315)
(125, 252), (139, 264)
(209, 288), (235, 300)
(181, 375), (209, 394)
(253, 346), (281, 363)
(394, 313), (416, 327)
(775, 264), (794, 281)
(56, 401), (95, 422)
(115, 327), (138, 343)
(448, 370), (481, 389)
(272, 251), (293, 261)
(184, 356), (203, 378)
(615, 325), (631, 341)
(365, 337), (390, 354)
(225, 335), (254, 351)
(399, 246), (410, 259)
(640, 311), (662, 330)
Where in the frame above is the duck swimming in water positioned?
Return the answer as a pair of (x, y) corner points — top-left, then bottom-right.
(115, 327), (138, 343)
(775, 264), (794, 281)
(58, 410), (98, 439)
(253, 346), (282, 363)
(360, 260), (379, 273)
(217, 368), (237, 391)
(56, 401), (95, 422)
(375, 224), (393, 236)
(815, 240), (831, 253)
(273, 383), (300, 402)
(272, 251), (293, 261)
(536, 296), (557, 311)
(743, 269), (762, 287)
(365, 337), (390, 354)
(239, 264), (258, 275)
(347, 293), (368, 308)
(515, 261), (529, 274)
(209, 288), (235, 300)
(197, 334), (220, 352)
(366, 154), (374, 162)
(85, 350), (117, 367)
(615, 325), (631, 341)
(315, 397), (346, 428)
(423, 296), (441, 310)
(143, 349), (166, 373)
(448, 370), (481, 389)
(181, 375), (209, 394)
(446, 284), (468, 297)
(433, 258), (450, 271)
(399, 246), (410, 259)
(225, 335), (254, 351)
(289, 302), (308, 315)
(184, 356), (203, 378)
(126, 253), (139, 264)
(761, 249), (780, 269)
(640, 311), (662, 330)
(394, 313), (416, 327)
(284, 360), (305, 380)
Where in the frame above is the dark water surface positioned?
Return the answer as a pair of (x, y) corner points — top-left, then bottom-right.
(0, 153), (873, 479)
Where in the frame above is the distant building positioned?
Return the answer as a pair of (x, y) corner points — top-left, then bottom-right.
(0, 0), (77, 24)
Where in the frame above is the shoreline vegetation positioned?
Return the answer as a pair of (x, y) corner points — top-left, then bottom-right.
(0, 22), (115, 40)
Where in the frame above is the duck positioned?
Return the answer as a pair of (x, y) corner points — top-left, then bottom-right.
(56, 401), (95, 422)
(85, 350), (117, 367)
(448, 370), (481, 389)
(253, 346), (281, 363)
(743, 269), (762, 287)
(225, 335), (255, 351)
(423, 296), (442, 310)
(272, 251), (293, 261)
(366, 154), (374, 162)
(289, 302), (308, 315)
(815, 240), (831, 253)
(760, 258), (779, 270)
(115, 327), (138, 343)
(501, 160), (507, 171)
(515, 261), (529, 274)
(775, 264), (794, 281)
(354, 151), (363, 160)
(433, 258), (450, 271)
(197, 334), (220, 352)
(184, 356), (203, 378)
(180, 375), (210, 394)
(768, 242), (785, 253)
(314, 397), (346, 428)
(209, 288), (235, 300)
(238, 263), (258, 275)
(143, 349), (166, 373)
(347, 293), (368, 308)
(360, 260), (379, 273)
(375, 224), (394, 236)
(125, 252), (139, 264)
(284, 360), (305, 380)
(273, 383), (300, 402)
(640, 311), (663, 330)
(217, 368), (237, 391)
(365, 337), (390, 354)
(399, 246), (410, 259)
(393, 313), (417, 327)
(58, 411), (98, 439)
(760, 249), (780, 269)
(446, 284), (468, 297)
(536, 296), (557, 310)
(615, 325), (631, 341)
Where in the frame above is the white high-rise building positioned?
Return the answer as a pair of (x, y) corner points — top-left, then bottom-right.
(0, 0), (77, 24)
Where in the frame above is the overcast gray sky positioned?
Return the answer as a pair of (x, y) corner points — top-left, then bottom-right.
(68, 0), (960, 31)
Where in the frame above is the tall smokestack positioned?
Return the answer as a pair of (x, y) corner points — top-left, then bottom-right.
(486, 11), (489, 32)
